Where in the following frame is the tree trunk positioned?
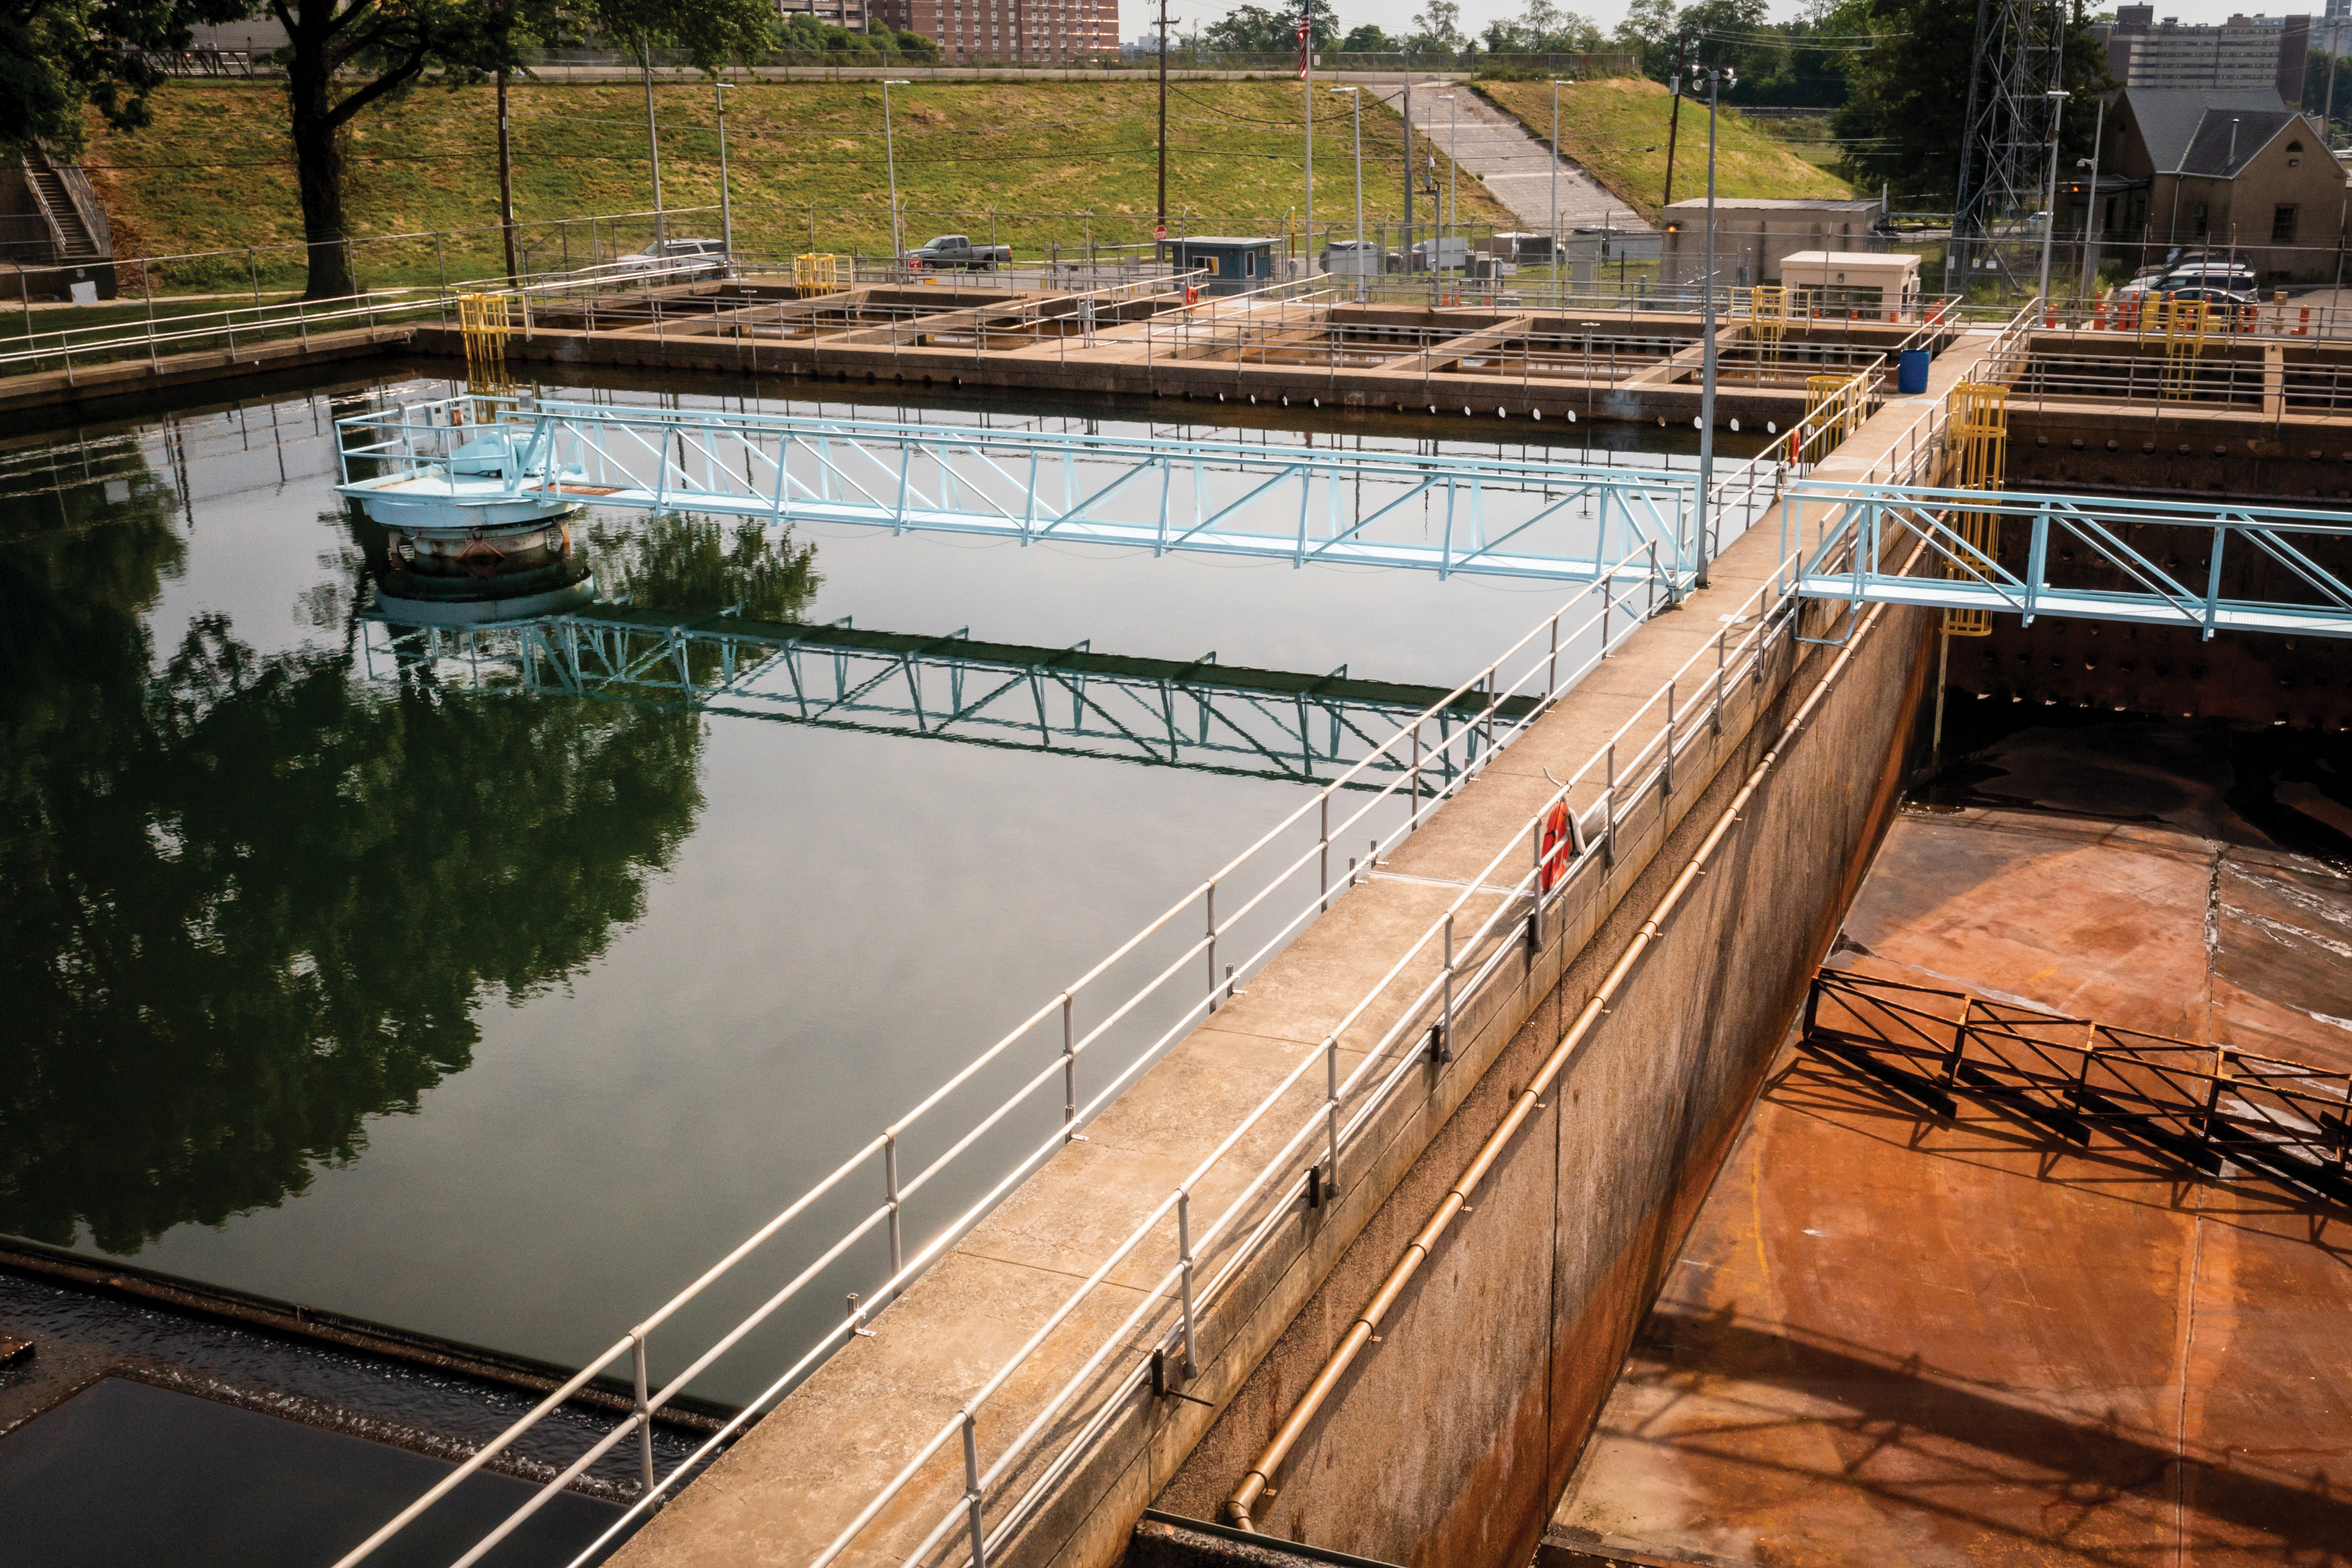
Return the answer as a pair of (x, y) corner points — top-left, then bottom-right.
(286, 15), (353, 300)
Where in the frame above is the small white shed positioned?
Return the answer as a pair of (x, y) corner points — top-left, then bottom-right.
(1779, 251), (1923, 320)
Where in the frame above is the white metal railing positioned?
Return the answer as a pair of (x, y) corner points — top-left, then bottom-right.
(0, 205), (725, 382)
(329, 538), (1681, 1568)
(798, 546), (1833, 1568)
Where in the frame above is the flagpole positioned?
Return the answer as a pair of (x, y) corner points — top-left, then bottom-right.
(1301, 7), (1313, 281)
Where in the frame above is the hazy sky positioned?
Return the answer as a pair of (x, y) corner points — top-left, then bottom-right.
(1155, 0), (2321, 48)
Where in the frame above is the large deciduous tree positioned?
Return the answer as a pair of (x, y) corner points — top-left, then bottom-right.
(269, 0), (772, 301)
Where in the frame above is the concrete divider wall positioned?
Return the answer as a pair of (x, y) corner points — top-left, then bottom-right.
(608, 325), (2000, 1568)
(1146, 593), (1935, 1566)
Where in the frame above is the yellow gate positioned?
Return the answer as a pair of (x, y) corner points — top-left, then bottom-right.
(456, 291), (514, 391)
(1941, 381), (2008, 636)
(795, 253), (845, 295)
(1752, 286), (1788, 372)
(1801, 372), (1864, 463)
(2159, 293), (2209, 401)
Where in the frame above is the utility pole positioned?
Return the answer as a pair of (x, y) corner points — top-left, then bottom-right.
(497, 63), (518, 283)
(1156, 0), (1171, 244)
(1661, 31), (1688, 208)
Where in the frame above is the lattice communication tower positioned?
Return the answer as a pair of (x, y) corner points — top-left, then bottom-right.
(1948, 0), (2070, 293)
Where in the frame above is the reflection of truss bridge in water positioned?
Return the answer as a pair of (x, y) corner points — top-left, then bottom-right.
(363, 604), (1535, 786)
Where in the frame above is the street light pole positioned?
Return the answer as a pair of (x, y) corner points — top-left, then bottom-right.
(715, 82), (734, 269)
(1332, 86), (1364, 302)
(1691, 61), (1733, 594)
(2036, 88), (2070, 308)
(2076, 96), (2104, 301)
(641, 35), (665, 248)
(883, 79), (911, 268)
(1550, 78), (1570, 291)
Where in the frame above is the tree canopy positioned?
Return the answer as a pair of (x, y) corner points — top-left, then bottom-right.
(0, 0), (249, 155)
(267, 0), (774, 297)
(1199, 0), (1339, 52)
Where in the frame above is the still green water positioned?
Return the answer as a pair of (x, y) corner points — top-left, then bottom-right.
(0, 367), (1715, 1396)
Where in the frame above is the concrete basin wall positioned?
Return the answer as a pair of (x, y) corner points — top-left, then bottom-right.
(1151, 587), (1934, 1565)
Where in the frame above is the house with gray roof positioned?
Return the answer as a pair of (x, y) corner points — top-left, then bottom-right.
(2089, 86), (2352, 282)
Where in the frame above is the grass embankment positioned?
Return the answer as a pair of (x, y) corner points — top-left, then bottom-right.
(81, 79), (1515, 293)
(1476, 77), (1853, 222)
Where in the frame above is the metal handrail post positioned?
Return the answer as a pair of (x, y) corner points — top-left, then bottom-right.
(962, 1414), (988, 1567)
(1062, 993), (1077, 1128)
(1205, 883), (1218, 1011)
(1324, 1037), (1341, 1187)
(631, 1337), (655, 1495)
(885, 1134), (903, 1273)
(1176, 1190), (1198, 1374)
(1319, 794), (1331, 911)
(1435, 913), (1455, 1062)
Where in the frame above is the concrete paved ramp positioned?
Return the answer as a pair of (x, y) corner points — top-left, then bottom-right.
(1358, 80), (1647, 235)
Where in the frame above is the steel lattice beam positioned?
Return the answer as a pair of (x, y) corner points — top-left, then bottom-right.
(363, 606), (1522, 784)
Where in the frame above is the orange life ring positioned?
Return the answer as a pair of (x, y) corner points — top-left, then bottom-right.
(1184, 286), (1200, 307)
(1539, 801), (1575, 892)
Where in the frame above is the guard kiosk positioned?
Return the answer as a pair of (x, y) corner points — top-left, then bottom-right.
(1158, 236), (1277, 296)
(1779, 251), (1923, 321)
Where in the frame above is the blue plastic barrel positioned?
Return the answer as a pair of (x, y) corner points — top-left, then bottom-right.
(1897, 348), (1930, 395)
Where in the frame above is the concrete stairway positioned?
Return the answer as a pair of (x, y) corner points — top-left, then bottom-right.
(24, 157), (101, 259)
(1355, 79), (1652, 235)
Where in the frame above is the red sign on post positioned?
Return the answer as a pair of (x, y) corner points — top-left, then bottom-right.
(1156, 223), (1167, 239)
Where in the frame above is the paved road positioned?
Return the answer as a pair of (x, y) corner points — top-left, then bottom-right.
(1348, 78), (1653, 236)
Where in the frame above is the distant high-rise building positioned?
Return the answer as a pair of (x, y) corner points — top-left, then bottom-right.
(868, 0), (1118, 63)
(2098, 11), (2312, 106)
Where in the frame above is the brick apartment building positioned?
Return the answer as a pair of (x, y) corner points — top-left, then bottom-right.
(870, 0), (1119, 62)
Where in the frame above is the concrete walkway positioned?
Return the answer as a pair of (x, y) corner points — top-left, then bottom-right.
(1356, 78), (1650, 236)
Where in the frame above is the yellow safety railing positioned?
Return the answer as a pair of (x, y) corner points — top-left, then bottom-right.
(1942, 381), (2008, 636)
(1800, 372), (1865, 463)
(795, 253), (845, 295)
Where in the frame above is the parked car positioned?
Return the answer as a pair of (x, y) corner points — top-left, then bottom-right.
(906, 234), (1012, 270)
(2163, 284), (2259, 308)
(608, 238), (730, 279)
(2114, 261), (2257, 302)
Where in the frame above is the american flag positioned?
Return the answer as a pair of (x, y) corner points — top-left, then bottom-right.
(1296, 10), (1311, 78)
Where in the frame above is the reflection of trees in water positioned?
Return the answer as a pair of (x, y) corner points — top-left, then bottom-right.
(582, 513), (822, 622)
(0, 490), (821, 1253)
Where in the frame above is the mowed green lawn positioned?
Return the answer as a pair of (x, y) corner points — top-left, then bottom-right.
(82, 79), (1518, 289)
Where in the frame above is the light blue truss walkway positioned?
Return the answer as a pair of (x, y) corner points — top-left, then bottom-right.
(335, 395), (1722, 587)
(1789, 481), (2352, 640)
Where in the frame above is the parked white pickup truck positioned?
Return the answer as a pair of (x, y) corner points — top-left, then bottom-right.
(905, 234), (1013, 270)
